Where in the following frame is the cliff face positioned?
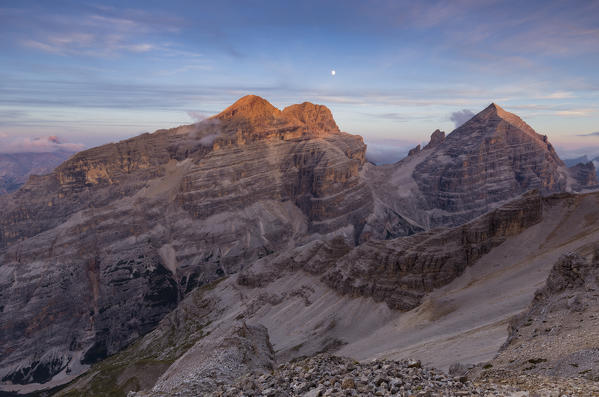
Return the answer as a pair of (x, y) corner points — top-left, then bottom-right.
(0, 95), (369, 390)
(239, 190), (544, 311)
(365, 103), (595, 231)
(322, 190), (543, 310)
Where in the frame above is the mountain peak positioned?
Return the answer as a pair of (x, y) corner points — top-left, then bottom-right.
(282, 102), (340, 134)
(211, 95), (342, 137)
(488, 102), (503, 111)
(459, 102), (538, 139)
(213, 95), (282, 125)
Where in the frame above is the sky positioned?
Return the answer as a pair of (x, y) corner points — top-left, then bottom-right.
(1, 0), (599, 162)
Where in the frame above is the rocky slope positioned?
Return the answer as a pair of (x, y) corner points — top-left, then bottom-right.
(54, 189), (599, 396)
(487, 248), (599, 381)
(0, 151), (75, 195)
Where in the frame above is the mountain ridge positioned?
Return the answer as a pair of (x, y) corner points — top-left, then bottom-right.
(0, 95), (597, 395)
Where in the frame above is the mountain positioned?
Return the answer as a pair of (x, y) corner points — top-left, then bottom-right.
(563, 155), (590, 167)
(0, 151), (75, 195)
(365, 103), (596, 230)
(0, 96), (597, 395)
(0, 96), (370, 392)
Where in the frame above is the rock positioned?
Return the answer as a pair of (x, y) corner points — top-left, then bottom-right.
(408, 360), (422, 369)
(322, 190), (543, 310)
(341, 377), (355, 389)
(408, 145), (421, 156)
(489, 249), (599, 384)
(137, 322), (275, 396)
(568, 161), (598, 187)
(365, 103), (595, 233)
(206, 354), (527, 396)
(424, 129), (445, 148)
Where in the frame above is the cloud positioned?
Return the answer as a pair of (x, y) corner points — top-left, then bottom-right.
(0, 136), (85, 153)
(198, 134), (218, 146)
(577, 131), (599, 137)
(187, 111), (208, 122)
(449, 109), (475, 128)
(12, 6), (184, 58)
(555, 109), (593, 116)
(538, 91), (575, 99)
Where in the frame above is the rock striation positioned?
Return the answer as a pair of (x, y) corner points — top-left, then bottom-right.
(239, 190), (543, 311)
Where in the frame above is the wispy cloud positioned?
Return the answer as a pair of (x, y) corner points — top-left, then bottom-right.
(538, 91), (575, 99)
(577, 131), (599, 137)
(9, 6), (185, 58)
(186, 111), (208, 122)
(555, 109), (594, 116)
(0, 135), (84, 153)
(449, 109), (475, 127)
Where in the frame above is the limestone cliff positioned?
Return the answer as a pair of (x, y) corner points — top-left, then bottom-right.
(0, 95), (368, 392)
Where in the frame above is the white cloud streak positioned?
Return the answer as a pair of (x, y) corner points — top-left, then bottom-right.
(0, 136), (84, 153)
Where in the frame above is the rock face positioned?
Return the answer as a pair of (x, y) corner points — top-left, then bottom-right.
(239, 190), (543, 311)
(0, 151), (75, 194)
(568, 161), (598, 188)
(366, 103), (594, 230)
(0, 95), (369, 392)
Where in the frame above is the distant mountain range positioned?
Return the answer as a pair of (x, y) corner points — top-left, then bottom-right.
(0, 151), (76, 194)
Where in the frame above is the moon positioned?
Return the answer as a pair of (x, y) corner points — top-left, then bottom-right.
(331, 70), (336, 76)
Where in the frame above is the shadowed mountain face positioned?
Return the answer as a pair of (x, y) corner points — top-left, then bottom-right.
(0, 96), (596, 394)
(0, 151), (75, 195)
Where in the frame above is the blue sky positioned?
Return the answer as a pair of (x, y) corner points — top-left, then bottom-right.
(1, 0), (598, 161)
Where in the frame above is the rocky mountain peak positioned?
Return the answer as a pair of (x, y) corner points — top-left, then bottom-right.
(213, 95), (285, 128)
(211, 95), (341, 138)
(458, 103), (540, 141)
(282, 102), (340, 135)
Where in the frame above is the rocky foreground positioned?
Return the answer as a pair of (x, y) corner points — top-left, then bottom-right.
(203, 354), (597, 397)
